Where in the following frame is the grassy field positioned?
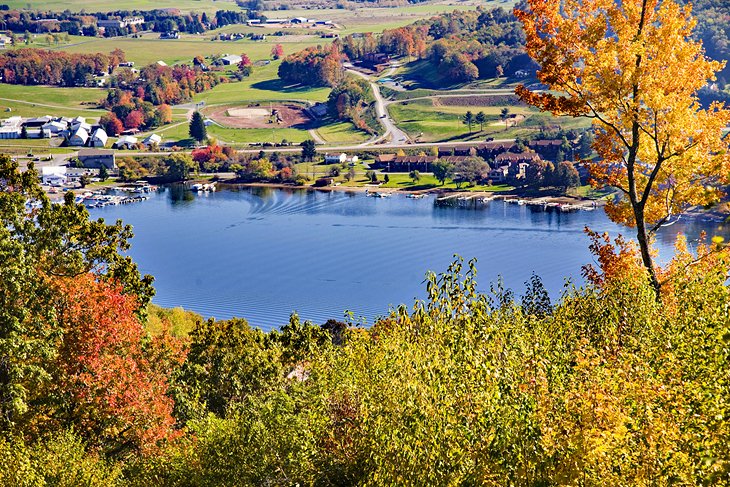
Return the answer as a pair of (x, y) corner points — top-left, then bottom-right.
(314, 121), (370, 144)
(193, 63), (331, 105)
(0, 84), (106, 119)
(2, 0), (231, 13)
(388, 98), (590, 142)
(48, 32), (326, 67)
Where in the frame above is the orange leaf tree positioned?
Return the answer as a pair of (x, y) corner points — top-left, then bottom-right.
(515, 0), (730, 293)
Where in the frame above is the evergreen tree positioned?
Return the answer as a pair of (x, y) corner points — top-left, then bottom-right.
(189, 112), (207, 143)
(300, 140), (316, 162)
(98, 165), (108, 182)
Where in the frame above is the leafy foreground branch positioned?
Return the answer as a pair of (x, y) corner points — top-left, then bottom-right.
(2, 156), (730, 485)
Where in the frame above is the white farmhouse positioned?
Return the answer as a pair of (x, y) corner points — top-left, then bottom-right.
(114, 135), (138, 149)
(324, 153), (347, 164)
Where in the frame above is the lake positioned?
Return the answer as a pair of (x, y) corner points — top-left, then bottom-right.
(88, 186), (728, 331)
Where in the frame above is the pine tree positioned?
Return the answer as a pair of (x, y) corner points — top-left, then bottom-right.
(189, 111), (207, 143)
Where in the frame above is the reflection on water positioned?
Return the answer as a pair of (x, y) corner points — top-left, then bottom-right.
(89, 187), (729, 331)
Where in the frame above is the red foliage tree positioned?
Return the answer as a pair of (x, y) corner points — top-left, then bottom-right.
(271, 44), (284, 60)
(99, 112), (124, 136)
(124, 109), (145, 129)
(51, 274), (185, 455)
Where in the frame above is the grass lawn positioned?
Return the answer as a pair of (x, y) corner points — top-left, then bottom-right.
(193, 63), (331, 106)
(315, 121), (370, 145)
(0, 84), (106, 119)
(388, 100), (590, 142)
(50, 33), (327, 67)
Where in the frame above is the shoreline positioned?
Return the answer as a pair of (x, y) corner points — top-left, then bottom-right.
(216, 180), (605, 208)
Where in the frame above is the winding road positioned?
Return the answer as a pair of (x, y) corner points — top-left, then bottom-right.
(346, 68), (410, 147)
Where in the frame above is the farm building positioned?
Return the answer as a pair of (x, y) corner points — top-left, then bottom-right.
(78, 149), (116, 170)
(68, 127), (89, 146)
(324, 153), (347, 164)
(143, 134), (162, 146)
(0, 117), (22, 139)
(221, 54), (243, 65)
(114, 135), (138, 149)
(90, 128), (108, 147)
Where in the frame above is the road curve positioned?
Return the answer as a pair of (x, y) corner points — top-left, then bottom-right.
(346, 69), (410, 147)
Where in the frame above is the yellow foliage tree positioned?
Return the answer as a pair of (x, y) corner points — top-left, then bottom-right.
(515, 0), (730, 293)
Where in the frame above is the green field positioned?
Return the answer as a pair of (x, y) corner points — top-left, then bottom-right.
(48, 32), (326, 67)
(0, 84), (106, 119)
(193, 63), (330, 105)
(314, 121), (370, 144)
(2, 0), (232, 13)
(388, 98), (590, 142)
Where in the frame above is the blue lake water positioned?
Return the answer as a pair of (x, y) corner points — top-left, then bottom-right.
(88, 186), (728, 331)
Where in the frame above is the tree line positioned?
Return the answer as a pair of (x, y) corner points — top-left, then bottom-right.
(0, 48), (125, 86)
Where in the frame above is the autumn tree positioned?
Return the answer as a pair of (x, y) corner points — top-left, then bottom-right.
(99, 112), (123, 136)
(515, 0), (730, 292)
(0, 155), (155, 441)
(271, 44), (284, 60)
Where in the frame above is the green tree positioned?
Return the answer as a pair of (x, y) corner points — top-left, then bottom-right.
(431, 160), (454, 185)
(409, 169), (421, 183)
(500, 107), (510, 130)
(300, 139), (316, 162)
(0, 156), (154, 436)
(475, 111), (486, 132)
(98, 165), (108, 181)
(189, 111), (207, 143)
(555, 161), (580, 191)
(462, 110), (474, 133)
(165, 153), (195, 182)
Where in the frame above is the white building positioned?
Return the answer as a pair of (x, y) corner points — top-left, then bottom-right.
(221, 54), (242, 66)
(0, 116), (22, 139)
(90, 128), (108, 147)
(143, 133), (162, 146)
(114, 135), (138, 149)
(41, 166), (68, 186)
(42, 121), (67, 136)
(324, 153), (347, 164)
(68, 127), (89, 146)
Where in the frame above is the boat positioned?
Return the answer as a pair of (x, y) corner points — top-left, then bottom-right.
(406, 193), (424, 199)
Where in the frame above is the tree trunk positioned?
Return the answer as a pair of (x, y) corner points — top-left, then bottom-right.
(634, 205), (661, 296)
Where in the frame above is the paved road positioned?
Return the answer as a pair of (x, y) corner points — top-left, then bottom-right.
(346, 69), (410, 147)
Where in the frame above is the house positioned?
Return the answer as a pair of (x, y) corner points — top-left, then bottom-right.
(221, 54), (243, 66)
(90, 128), (108, 147)
(386, 156), (437, 172)
(494, 151), (540, 166)
(143, 133), (162, 146)
(0, 116), (22, 139)
(290, 17), (308, 24)
(324, 153), (346, 164)
(527, 139), (566, 161)
(97, 19), (126, 29)
(78, 148), (116, 170)
(159, 32), (179, 40)
(114, 135), (138, 149)
(508, 161), (530, 179)
(156, 60), (168, 67)
(41, 166), (68, 186)
(488, 166), (509, 183)
(68, 127), (89, 146)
